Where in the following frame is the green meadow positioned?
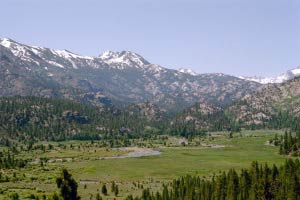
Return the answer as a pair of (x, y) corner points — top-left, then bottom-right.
(0, 130), (288, 199)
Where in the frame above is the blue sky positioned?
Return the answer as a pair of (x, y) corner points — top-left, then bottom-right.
(1, 0), (299, 76)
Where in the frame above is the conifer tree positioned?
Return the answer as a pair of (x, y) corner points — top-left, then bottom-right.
(56, 169), (80, 200)
(101, 184), (107, 196)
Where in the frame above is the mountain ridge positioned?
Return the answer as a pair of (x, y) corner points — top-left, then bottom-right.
(0, 38), (260, 111)
(239, 67), (300, 84)
(2, 37), (299, 84)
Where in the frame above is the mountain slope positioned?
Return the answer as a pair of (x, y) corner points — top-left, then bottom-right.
(170, 77), (300, 131)
(168, 102), (233, 136)
(226, 77), (300, 126)
(0, 96), (167, 144)
(0, 38), (260, 111)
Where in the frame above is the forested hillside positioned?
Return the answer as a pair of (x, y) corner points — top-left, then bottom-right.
(2, 77), (300, 147)
(226, 77), (300, 129)
(173, 77), (300, 133)
(0, 96), (167, 146)
(169, 102), (235, 137)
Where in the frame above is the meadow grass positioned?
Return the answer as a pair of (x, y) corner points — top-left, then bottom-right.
(0, 130), (288, 199)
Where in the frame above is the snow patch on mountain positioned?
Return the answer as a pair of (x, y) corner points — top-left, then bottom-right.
(99, 50), (117, 60)
(30, 47), (43, 56)
(99, 50), (150, 68)
(179, 68), (198, 76)
(291, 68), (300, 75)
(0, 38), (12, 48)
(0, 38), (27, 57)
(239, 67), (300, 84)
(47, 61), (65, 68)
(50, 49), (93, 60)
(0, 38), (43, 66)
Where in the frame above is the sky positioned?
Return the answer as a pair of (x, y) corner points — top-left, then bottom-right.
(1, 0), (299, 77)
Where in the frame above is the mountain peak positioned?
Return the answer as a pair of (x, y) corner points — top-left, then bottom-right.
(99, 50), (150, 67)
(0, 38), (19, 48)
(179, 68), (198, 76)
(99, 50), (117, 60)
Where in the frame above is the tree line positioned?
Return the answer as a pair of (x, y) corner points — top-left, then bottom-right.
(128, 159), (300, 200)
(50, 159), (300, 200)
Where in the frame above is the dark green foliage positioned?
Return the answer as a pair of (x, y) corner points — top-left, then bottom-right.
(9, 193), (19, 200)
(0, 96), (167, 145)
(168, 102), (241, 138)
(101, 184), (107, 196)
(3, 95), (300, 145)
(96, 193), (102, 200)
(131, 159), (300, 200)
(0, 150), (27, 170)
(114, 185), (119, 196)
(51, 193), (60, 200)
(235, 110), (300, 131)
(56, 169), (80, 200)
(111, 181), (116, 192)
(271, 130), (300, 156)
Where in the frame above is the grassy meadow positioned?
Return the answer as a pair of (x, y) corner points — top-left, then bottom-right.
(0, 130), (288, 199)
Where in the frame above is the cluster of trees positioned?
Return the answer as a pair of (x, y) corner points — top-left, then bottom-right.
(111, 181), (119, 196)
(267, 111), (300, 131)
(270, 131), (300, 156)
(99, 182), (118, 197)
(169, 110), (241, 138)
(0, 151), (27, 169)
(53, 169), (118, 200)
(129, 159), (300, 200)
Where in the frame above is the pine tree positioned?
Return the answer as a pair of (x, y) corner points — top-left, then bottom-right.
(95, 193), (102, 200)
(111, 181), (116, 192)
(114, 185), (119, 197)
(101, 184), (107, 196)
(56, 169), (80, 200)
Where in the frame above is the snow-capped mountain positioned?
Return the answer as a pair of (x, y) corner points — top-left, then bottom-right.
(0, 38), (260, 110)
(99, 50), (150, 68)
(239, 67), (300, 84)
(0, 38), (165, 72)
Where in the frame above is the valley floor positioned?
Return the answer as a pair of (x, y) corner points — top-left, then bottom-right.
(0, 130), (287, 199)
